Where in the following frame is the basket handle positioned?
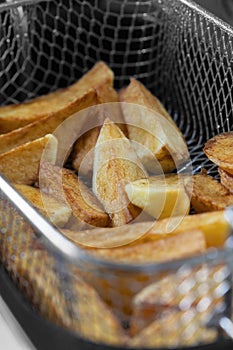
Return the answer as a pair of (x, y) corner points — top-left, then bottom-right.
(219, 317), (233, 340)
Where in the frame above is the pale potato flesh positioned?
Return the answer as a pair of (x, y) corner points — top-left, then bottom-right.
(125, 174), (190, 219)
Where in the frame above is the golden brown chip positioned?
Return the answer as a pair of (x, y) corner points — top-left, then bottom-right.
(39, 162), (110, 228)
(204, 132), (233, 174)
(63, 209), (230, 249)
(93, 118), (147, 227)
(219, 167), (233, 193)
(129, 308), (217, 348)
(81, 229), (206, 264)
(144, 210), (230, 248)
(0, 61), (112, 134)
(0, 134), (57, 185)
(0, 89), (97, 156)
(120, 78), (188, 173)
(14, 184), (71, 227)
(62, 221), (154, 248)
(70, 274), (128, 345)
(185, 173), (233, 213)
(71, 84), (126, 177)
(130, 264), (225, 334)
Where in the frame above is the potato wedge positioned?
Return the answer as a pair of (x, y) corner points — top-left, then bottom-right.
(82, 230), (206, 263)
(69, 60), (114, 94)
(130, 264), (225, 334)
(0, 89), (97, 156)
(0, 134), (57, 185)
(129, 308), (217, 348)
(125, 174), (190, 219)
(72, 85), (126, 177)
(204, 132), (233, 174)
(219, 167), (233, 193)
(14, 184), (71, 227)
(120, 78), (189, 173)
(93, 118), (147, 226)
(0, 61), (113, 134)
(145, 210), (230, 248)
(64, 210), (230, 248)
(185, 173), (233, 213)
(39, 162), (110, 228)
(62, 221), (154, 248)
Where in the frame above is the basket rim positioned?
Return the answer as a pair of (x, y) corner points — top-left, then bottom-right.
(180, 0), (233, 35)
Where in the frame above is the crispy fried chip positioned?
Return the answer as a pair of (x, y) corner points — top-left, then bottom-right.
(0, 61), (112, 134)
(129, 308), (217, 348)
(185, 173), (233, 213)
(130, 264), (225, 334)
(93, 118), (147, 226)
(0, 89), (97, 155)
(219, 167), (233, 193)
(0, 134), (57, 185)
(62, 221), (154, 248)
(120, 78), (188, 173)
(39, 162), (110, 228)
(72, 84), (126, 177)
(204, 132), (233, 174)
(14, 184), (71, 227)
(144, 210), (230, 248)
(81, 230), (206, 264)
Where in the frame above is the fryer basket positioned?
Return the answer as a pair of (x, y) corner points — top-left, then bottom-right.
(1, 0), (233, 349)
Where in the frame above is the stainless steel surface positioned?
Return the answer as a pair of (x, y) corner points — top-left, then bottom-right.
(0, 0), (233, 348)
(0, 295), (35, 350)
(195, 0), (233, 26)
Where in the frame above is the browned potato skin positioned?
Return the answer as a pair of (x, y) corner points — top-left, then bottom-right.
(93, 118), (146, 227)
(185, 173), (233, 212)
(72, 84), (126, 177)
(78, 230), (206, 264)
(39, 162), (110, 228)
(204, 132), (233, 174)
(0, 61), (113, 134)
(14, 184), (71, 227)
(119, 78), (188, 173)
(0, 134), (57, 185)
(219, 167), (233, 193)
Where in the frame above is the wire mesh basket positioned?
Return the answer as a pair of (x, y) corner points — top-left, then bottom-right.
(1, 0), (233, 349)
